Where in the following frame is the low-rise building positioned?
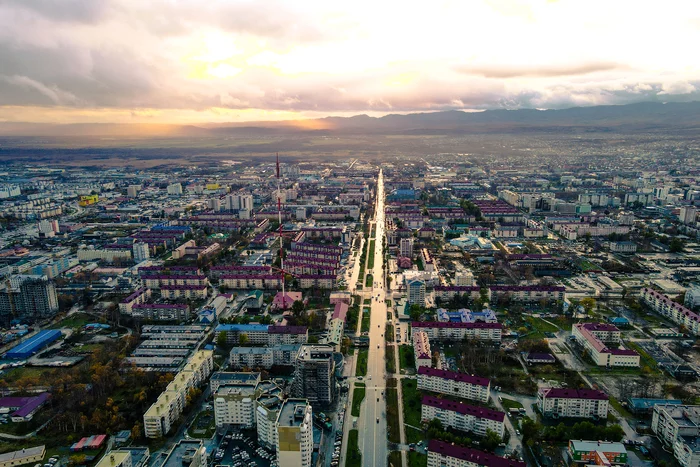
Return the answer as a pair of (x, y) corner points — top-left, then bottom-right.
(0, 445), (45, 467)
(417, 367), (490, 403)
(413, 331), (432, 369)
(568, 440), (627, 465)
(421, 395), (505, 437)
(642, 288), (700, 335)
(572, 323), (640, 367)
(411, 321), (502, 343)
(427, 440), (525, 467)
(537, 388), (609, 420)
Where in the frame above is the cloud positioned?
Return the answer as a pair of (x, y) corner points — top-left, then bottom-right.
(0, 0), (699, 122)
(458, 62), (628, 79)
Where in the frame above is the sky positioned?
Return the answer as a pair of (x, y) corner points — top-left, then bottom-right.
(1, 0), (700, 124)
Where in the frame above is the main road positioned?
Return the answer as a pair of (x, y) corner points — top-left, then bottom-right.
(357, 169), (389, 467)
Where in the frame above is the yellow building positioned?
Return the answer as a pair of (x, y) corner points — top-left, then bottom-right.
(78, 194), (99, 206)
(205, 183), (220, 190)
(0, 445), (45, 467)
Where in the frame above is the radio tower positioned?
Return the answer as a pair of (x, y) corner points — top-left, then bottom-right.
(275, 153), (288, 309)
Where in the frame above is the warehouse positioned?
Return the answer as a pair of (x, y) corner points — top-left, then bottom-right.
(4, 329), (62, 359)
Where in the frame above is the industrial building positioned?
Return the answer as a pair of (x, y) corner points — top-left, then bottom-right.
(4, 329), (62, 359)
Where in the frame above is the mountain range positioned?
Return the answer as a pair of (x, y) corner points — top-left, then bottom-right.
(1, 101), (699, 137)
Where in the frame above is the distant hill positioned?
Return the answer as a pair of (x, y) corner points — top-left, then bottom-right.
(2, 101), (700, 137)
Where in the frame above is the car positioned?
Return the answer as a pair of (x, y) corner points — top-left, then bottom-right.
(516, 430), (521, 435)
(377, 345), (380, 348)
(376, 418), (379, 423)
(377, 398), (379, 401)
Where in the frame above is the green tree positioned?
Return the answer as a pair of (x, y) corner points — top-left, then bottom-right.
(580, 297), (597, 315)
(239, 333), (249, 346)
(670, 237), (684, 253)
(481, 429), (502, 452)
(216, 331), (228, 348)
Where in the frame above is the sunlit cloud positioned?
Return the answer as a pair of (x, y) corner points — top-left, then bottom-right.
(0, 0), (699, 123)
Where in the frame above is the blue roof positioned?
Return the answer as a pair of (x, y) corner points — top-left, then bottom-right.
(5, 330), (62, 359)
(608, 317), (630, 324)
(627, 398), (683, 410)
(215, 324), (269, 332)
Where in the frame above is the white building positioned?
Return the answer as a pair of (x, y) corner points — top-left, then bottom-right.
(537, 388), (609, 420)
(685, 285), (700, 309)
(417, 367), (490, 403)
(133, 242), (150, 263)
(412, 322), (502, 343)
(276, 399), (313, 467)
(167, 183), (183, 195)
(413, 331), (432, 369)
(454, 271), (475, 287)
(680, 206), (698, 225)
(400, 238), (414, 258)
(572, 323), (640, 367)
(127, 185), (141, 197)
(427, 440), (525, 467)
(144, 350), (214, 438)
(421, 396), (505, 437)
(641, 288), (700, 336)
(407, 279), (426, 307)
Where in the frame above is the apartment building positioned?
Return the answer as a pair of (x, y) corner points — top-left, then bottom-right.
(411, 322), (502, 343)
(651, 404), (700, 467)
(400, 237), (414, 257)
(229, 345), (300, 369)
(421, 396), (505, 437)
(572, 323), (640, 367)
(413, 331), (432, 369)
(0, 274), (59, 326)
(276, 399), (313, 467)
(427, 440), (525, 467)
(142, 275), (208, 289)
(641, 288), (700, 335)
(144, 350), (214, 438)
(77, 246), (132, 262)
(219, 274), (283, 289)
(537, 388), (609, 420)
(488, 285), (565, 303)
(434, 286), (481, 303)
(119, 287), (152, 314)
(159, 284), (207, 300)
(216, 324), (308, 346)
(213, 381), (282, 428)
(291, 345), (335, 407)
(407, 279), (426, 307)
(131, 304), (189, 321)
(417, 367), (491, 403)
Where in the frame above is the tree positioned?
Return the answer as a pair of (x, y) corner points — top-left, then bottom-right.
(580, 297), (596, 315)
(216, 331), (228, 348)
(291, 300), (305, 316)
(670, 237), (684, 253)
(239, 333), (249, 346)
(481, 429), (502, 452)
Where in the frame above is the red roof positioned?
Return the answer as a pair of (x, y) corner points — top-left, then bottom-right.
(540, 388), (608, 401)
(418, 366), (490, 387)
(422, 395), (505, 422)
(428, 440), (526, 467)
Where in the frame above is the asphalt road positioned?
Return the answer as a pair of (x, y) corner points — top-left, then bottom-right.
(358, 169), (389, 467)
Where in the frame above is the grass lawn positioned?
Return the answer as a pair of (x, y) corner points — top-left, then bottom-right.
(346, 429), (362, 467)
(368, 240), (376, 269)
(388, 451), (403, 467)
(356, 349), (368, 376)
(386, 378), (401, 443)
(500, 398), (524, 410)
(50, 313), (92, 330)
(408, 452), (427, 467)
(405, 426), (423, 444)
(624, 341), (661, 374)
(365, 274), (374, 287)
(351, 383), (366, 417)
(386, 323), (395, 342)
(609, 396), (633, 419)
(361, 308), (371, 333)
(364, 298), (371, 305)
(399, 345), (415, 372)
(525, 316), (559, 333)
(401, 379), (422, 427)
(188, 409), (215, 438)
(386, 345), (396, 373)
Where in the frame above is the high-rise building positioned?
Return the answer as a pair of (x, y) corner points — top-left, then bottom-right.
(37, 220), (59, 238)
(225, 194), (253, 211)
(166, 183), (183, 195)
(291, 345), (335, 407)
(0, 275), (59, 326)
(407, 279), (426, 307)
(127, 185), (141, 197)
(276, 399), (313, 467)
(400, 237), (414, 257)
(132, 242), (150, 263)
(680, 206), (698, 225)
(208, 198), (221, 212)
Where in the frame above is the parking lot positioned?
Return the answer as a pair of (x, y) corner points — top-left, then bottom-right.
(212, 432), (275, 467)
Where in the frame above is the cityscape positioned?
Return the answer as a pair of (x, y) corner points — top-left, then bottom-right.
(1, 2), (700, 467)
